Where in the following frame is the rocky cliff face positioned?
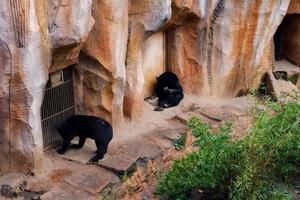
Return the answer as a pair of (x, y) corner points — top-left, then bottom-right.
(0, 0), (51, 173)
(0, 0), (299, 173)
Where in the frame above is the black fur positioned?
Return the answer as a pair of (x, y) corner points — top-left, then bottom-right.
(57, 115), (113, 162)
(154, 72), (184, 109)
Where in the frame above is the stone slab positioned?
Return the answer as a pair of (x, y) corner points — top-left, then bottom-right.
(59, 139), (97, 164)
(97, 140), (162, 174)
(58, 134), (163, 174)
(40, 183), (96, 200)
(124, 140), (162, 159)
(97, 152), (139, 174)
(64, 170), (119, 194)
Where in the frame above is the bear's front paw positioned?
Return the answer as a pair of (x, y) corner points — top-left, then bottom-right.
(57, 148), (64, 154)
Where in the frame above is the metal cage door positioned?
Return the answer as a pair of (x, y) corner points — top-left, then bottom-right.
(41, 67), (76, 150)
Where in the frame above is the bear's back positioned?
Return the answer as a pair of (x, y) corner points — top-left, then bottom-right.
(64, 115), (112, 139)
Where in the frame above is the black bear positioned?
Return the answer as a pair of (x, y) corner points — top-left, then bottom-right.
(154, 72), (184, 110)
(57, 115), (113, 162)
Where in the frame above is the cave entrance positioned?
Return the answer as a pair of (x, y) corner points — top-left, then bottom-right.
(273, 14), (300, 74)
(41, 66), (76, 150)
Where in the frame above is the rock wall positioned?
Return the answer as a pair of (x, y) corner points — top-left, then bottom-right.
(142, 32), (166, 98)
(288, 0), (300, 13)
(205, 0), (290, 96)
(0, 0), (51, 173)
(47, 0), (94, 73)
(124, 0), (171, 118)
(0, 0), (299, 173)
(78, 0), (128, 127)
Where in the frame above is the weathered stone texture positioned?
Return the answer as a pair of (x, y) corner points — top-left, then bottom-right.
(0, 0), (51, 173)
(124, 0), (172, 119)
(47, 0), (94, 72)
(123, 21), (145, 119)
(162, 0), (203, 30)
(288, 0), (300, 14)
(207, 0), (290, 96)
(266, 70), (299, 102)
(143, 32), (165, 98)
(129, 0), (172, 32)
(47, 0), (94, 49)
(74, 53), (113, 123)
(0, 40), (11, 173)
(81, 0), (128, 127)
(168, 20), (209, 95)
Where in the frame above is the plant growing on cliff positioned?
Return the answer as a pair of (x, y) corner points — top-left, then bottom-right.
(156, 98), (300, 199)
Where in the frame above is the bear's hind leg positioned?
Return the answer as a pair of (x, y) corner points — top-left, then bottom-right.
(89, 141), (108, 162)
(57, 139), (71, 154)
(70, 137), (86, 149)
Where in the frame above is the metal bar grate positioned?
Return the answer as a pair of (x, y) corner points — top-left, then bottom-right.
(41, 67), (75, 150)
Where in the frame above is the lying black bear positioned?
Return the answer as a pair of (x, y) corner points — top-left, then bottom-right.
(57, 115), (113, 162)
(154, 72), (184, 110)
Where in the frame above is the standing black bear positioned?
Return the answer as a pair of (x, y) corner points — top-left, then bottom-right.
(154, 72), (184, 110)
(57, 115), (113, 162)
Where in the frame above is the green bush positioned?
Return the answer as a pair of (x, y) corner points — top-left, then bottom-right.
(156, 99), (300, 199)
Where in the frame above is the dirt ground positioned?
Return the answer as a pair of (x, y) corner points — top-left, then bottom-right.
(0, 95), (257, 200)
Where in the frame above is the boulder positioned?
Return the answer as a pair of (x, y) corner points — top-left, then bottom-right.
(46, 0), (94, 72)
(266, 70), (299, 102)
